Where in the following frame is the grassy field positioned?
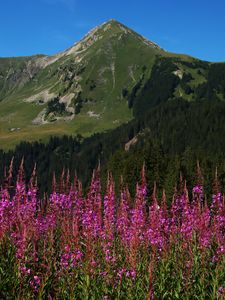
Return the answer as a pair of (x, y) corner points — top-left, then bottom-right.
(0, 95), (133, 150)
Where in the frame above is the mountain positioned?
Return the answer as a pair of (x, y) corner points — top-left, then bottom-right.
(2, 19), (224, 149)
(0, 19), (164, 148)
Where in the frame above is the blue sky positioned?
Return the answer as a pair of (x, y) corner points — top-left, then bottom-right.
(1, 0), (225, 61)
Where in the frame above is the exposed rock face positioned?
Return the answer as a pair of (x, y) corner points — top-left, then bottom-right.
(0, 57), (42, 99)
(125, 135), (138, 151)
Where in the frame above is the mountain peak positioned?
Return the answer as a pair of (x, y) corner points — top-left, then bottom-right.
(105, 18), (118, 24)
(99, 18), (123, 26)
(63, 19), (162, 57)
(99, 19), (134, 33)
(35, 19), (163, 69)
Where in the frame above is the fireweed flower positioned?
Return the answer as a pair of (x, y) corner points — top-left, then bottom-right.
(211, 193), (223, 214)
(117, 268), (127, 279)
(117, 188), (130, 244)
(192, 184), (204, 206)
(103, 181), (115, 240)
(60, 246), (83, 269)
(30, 275), (41, 291)
(146, 196), (166, 251)
(217, 286), (224, 298)
(192, 185), (203, 194)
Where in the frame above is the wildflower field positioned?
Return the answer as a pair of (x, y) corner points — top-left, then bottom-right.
(0, 161), (225, 299)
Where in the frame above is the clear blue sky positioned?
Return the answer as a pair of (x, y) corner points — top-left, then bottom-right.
(1, 0), (225, 62)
